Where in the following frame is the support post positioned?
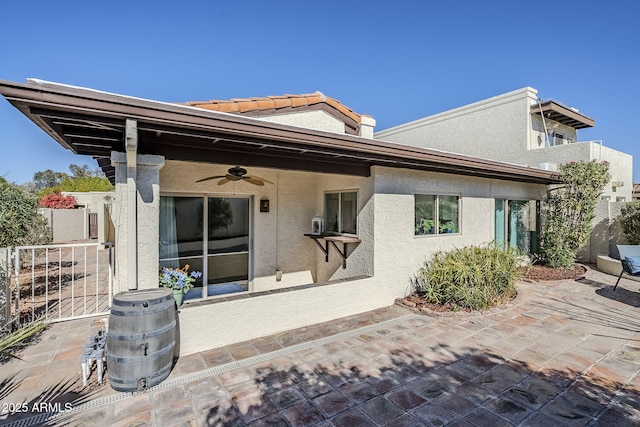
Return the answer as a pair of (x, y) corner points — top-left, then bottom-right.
(111, 152), (165, 293)
(125, 119), (138, 290)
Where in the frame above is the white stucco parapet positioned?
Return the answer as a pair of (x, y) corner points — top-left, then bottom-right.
(359, 115), (376, 139)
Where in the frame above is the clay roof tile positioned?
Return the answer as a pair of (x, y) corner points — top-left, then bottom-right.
(254, 98), (276, 110)
(184, 92), (363, 123)
(268, 96), (293, 109)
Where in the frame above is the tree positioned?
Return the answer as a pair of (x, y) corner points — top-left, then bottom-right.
(208, 199), (233, 235)
(59, 176), (113, 192)
(32, 169), (68, 192)
(35, 163), (114, 197)
(68, 164), (92, 178)
(540, 161), (611, 268)
(620, 200), (640, 245)
(0, 177), (52, 247)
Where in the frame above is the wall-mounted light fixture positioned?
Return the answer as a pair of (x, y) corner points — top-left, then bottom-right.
(311, 213), (324, 235)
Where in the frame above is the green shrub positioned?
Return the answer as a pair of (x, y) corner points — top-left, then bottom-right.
(620, 200), (640, 245)
(540, 160), (610, 268)
(0, 177), (52, 247)
(415, 243), (523, 311)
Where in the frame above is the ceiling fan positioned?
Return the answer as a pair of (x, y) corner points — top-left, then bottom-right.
(196, 166), (274, 186)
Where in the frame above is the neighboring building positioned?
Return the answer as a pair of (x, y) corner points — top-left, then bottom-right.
(375, 87), (633, 202)
(633, 183), (640, 201)
(0, 79), (560, 355)
(65, 191), (115, 243)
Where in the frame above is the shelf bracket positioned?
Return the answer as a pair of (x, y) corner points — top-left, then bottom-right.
(309, 236), (329, 262)
(305, 234), (361, 269)
(329, 240), (349, 269)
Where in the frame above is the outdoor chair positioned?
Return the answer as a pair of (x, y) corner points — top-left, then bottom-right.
(613, 244), (640, 290)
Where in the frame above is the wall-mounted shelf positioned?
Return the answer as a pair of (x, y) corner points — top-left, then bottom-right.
(304, 234), (361, 269)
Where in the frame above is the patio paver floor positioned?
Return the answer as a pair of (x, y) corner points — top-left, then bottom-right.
(1, 265), (640, 426)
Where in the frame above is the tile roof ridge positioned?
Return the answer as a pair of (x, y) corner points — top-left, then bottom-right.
(182, 91), (363, 123)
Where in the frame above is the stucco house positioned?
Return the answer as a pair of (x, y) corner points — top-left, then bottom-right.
(0, 79), (561, 355)
(375, 87), (633, 202)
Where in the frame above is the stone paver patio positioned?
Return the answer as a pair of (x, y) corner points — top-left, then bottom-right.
(1, 265), (639, 426)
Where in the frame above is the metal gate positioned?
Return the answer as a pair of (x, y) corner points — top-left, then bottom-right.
(1, 242), (114, 326)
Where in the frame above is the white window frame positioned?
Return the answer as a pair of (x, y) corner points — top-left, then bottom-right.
(159, 192), (253, 300)
(414, 193), (461, 237)
(324, 190), (358, 236)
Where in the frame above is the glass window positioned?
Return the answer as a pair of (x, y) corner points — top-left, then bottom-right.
(159, 196), (203, 261)
(415, 194), (459, 235)
(438, 195), (459, 234)
(415, 195), (435, 235)
(208, 198), (249, 254)
(325, 191), (357, 235)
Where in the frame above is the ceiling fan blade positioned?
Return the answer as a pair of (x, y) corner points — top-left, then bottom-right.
(226, 174), (243, 181)
(245, 175), (274, 185)
(244, 177), (265, 186)
(217, 178), (231, 185)
(196, 175), (225, 183)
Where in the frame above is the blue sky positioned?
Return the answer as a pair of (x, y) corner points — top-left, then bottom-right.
(1, 1), (638, 184)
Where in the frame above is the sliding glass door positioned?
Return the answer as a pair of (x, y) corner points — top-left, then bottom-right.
(160, 195), (250, 300)
(495, 199), (539, 255)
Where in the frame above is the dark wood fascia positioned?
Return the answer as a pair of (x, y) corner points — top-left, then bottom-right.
(0, 80), (562, 185)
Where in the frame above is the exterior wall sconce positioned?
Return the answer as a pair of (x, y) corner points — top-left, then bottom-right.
(260, 199), (270, 212)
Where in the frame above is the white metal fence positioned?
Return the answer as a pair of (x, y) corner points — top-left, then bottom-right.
(7, 242), (114, 325)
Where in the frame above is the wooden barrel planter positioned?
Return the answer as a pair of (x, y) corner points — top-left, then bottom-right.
(106, 288), (178, 392)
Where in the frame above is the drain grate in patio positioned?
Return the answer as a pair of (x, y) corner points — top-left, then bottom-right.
(1, 313), (416, 427)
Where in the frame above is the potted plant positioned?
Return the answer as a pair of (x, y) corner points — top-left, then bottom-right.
(416, 218), (435, 235)
(159, 264), (202, 307)
(439, 220), (457, 234)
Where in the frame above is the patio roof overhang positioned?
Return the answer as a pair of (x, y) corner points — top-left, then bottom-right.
(531, 100), (595, 129)
(0, 79), (562, 185)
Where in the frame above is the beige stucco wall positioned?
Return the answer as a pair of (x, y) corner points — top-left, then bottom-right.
(530, 114), (578, 150)
(160, 161), (378, 290)
(376, 87), (633, 202)
(112, 154), (550, 355)
(178, 276), (384, 354)
(369, 166), (546, 296)
(513, 143), (632, 201)
(39, 208), (87, 243)
(260, 110), (346, 134)
(597, 147), (633, 201)
(64, 191), (115, 243)
(579, 200), (627, 263)
(313, 173), (375, 282)
(173, 164), (548, 354)
(160, 161), (321, 290)
(376, 87), (534, 162)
